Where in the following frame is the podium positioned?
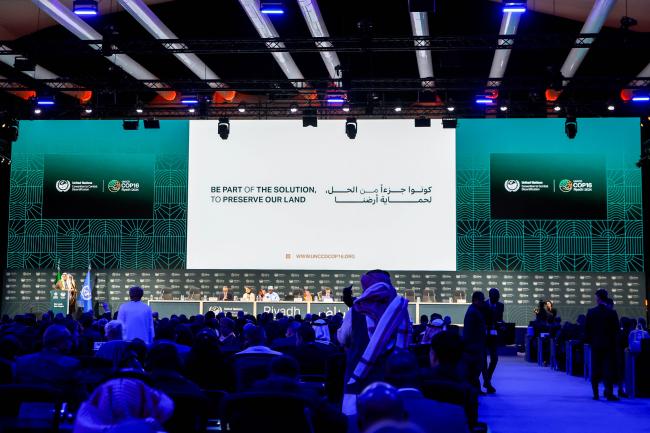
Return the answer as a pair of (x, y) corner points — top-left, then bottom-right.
(50, 290), (69, 315)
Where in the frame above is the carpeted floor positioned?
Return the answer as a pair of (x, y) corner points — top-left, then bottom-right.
(479, 355), (650, 433)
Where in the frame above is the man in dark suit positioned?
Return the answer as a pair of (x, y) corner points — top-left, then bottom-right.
(585, 289), (620, 401)
(220, 286), (234, 301)
(482, 288), (504, 394)
(463, 291), (487, 393)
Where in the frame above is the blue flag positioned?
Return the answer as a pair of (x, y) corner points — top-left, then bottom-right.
(81, 265), (93, 312)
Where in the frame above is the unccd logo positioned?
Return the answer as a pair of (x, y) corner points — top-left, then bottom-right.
(559, 179), (573, 192)
(56, 180), (71, 192)
(504, 179), (520, 192)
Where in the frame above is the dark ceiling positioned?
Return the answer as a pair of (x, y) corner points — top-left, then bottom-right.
(0, 0), (648, 119)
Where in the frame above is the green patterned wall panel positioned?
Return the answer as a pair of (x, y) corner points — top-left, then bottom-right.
(7, 120), (189, 270)
(457, 118), (643, 273)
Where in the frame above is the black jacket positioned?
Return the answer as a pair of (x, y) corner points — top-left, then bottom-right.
(463, 304), (487, 355)
(585, 304), (619, 351)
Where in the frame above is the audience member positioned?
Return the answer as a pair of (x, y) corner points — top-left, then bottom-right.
(116, 286), (154, 345)
(482, 287), (504, 394)
(385, 350), (470, 433)
(356, 382), (406, 433)
(585, 289), (620, 401)
(463, 291), (487, 392)
(96, 320), (127, 361)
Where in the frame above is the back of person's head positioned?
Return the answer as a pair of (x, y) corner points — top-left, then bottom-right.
(243, 324), (267, 347)
(204, 311), (216, 320)
(269, 355), (300, 379)
(595, 288), (608, 303)
(471, 291), (485, 304)
(105, 321), (123, 341)
(155, 322), (177, 341)
(42, 324), (72, 353)
(286, 321), (301, 337)
(0, 335), (23, 360)
(296, 323), (316, 345)
(385, 350), (419, 389)
(220, 317), (235, 334)
(146, 342), (181, 372)
(419, 315), (428, 325)
(80, 312), (94, 329)
(357, 382), (406, 433)
(361, 270), (392, 291)
(129, 286), (144, 301)
(342, 285), (355, 308)
(488, 288), (500, 302)
(429, 331), (463, 367)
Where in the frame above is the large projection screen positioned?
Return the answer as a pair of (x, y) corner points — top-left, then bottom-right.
(187, 120), (456, 271)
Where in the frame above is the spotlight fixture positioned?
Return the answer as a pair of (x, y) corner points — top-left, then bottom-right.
(553, 105), (562, 112)
(475, 96), (494, 105)
(237, 103), (246, 113)
(84, 106), (93, 114)
(394, 106), (402, 113)
(181, 95), (200, 105)
(188, 108), (196, 114)
(36, 95), (55, 106)
(499, 105), (508, 112)
(289, 104), (298, 114)
(632, 94), (650, 102)
(34, 108), (42, 115)
(122, 120), (139, 130)
(446, 106), (455, 112)
(565, 116), (578, 139)
(260, 2), (285, 14)
(442, 117), (457, 129)
(303, 108), (317, 127)
(607, 104), (615, 111)
(13, 57), (35, 72)
(326, 94), (346, 105)
(218, 118), (230, 140)
(345, 118), (357, 139)
(414, 117), (431, 128)
(143, 118), (160, 129)
(73, 0), (99, 16)
(502, 1), (527, 13)
(342, 104), (351, 113)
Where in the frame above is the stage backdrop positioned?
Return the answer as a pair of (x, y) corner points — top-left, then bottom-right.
(456, 118), (643, 273)
(6, 120), (188, 270)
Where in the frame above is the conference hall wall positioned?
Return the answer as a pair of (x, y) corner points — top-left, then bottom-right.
(2, 119), (645, 324)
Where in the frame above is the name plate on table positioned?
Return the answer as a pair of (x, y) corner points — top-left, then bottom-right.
(203, 301), (254, 316)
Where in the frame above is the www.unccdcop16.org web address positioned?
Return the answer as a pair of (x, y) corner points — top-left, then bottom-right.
(286, 253), (356, 260)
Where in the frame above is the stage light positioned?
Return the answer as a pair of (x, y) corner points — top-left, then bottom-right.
(36, 95), (55, 106)
(502, 1), (526, 13)
(342, 104), (351, 113)
(553, 105), (562, 112)
(345, 118), (357, 139)
(143, 119), (160, 129)
(188, 108), (196, 114)
(73, 0), (99, 16)
(442, 117), (457, 129)
(289, 104), (298, 113)
(218, 118), (230, 140)
(326, 95), (346, 105)
(500, 105), (508, 112)
(394, 106), (402, 113)
(122, 120), (139, 130)
(84, 106), (93, 114)
(181, 95), (199, 105)
(607, 104), (615, 111)
(260, 2), (285, 14)
(446, 106), (455, 112)
(565, 116), (578, 139)
(414, 117), (431, 127)
(237, 103), (246, 113)
(34, 108), (42, 115)
(475, 96), (494, 105)
(632, 95), (650, 102)
(303, 108), (317, 127)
